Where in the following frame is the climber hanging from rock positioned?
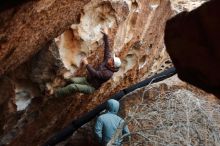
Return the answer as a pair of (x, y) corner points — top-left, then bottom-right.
(48, 28), (121, 98)
(95, 99), (130, 146)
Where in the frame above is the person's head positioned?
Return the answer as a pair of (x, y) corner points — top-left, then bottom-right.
(106, 55), (121, 71)
(106, 99), (120, 114)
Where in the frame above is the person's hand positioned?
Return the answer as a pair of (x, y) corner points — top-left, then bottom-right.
(82, 57), (88, 65)
(63, 71), (72, 80)
(100, 27), (108, 34)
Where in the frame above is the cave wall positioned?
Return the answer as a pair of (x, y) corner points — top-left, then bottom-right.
(55, 0), (173, 81)
(0, 0), (90, 76)
(0, 0), (173, 145)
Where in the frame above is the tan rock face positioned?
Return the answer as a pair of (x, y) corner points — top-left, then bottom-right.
(0, 0), (90, 76)
(170, 0), (208, 13)
(56, 0), (173, 85)
(0, 0), (173, 145)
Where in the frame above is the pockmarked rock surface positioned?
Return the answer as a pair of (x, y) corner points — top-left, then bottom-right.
(170, 0), (208, 13)
(0, 0), (90, 76)
(0, 0), (173, 145)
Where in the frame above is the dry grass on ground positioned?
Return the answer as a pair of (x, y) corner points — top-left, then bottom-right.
(113, 88), (220, 146)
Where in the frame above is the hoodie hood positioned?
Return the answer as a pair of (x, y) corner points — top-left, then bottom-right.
(106, 99), (119, 114)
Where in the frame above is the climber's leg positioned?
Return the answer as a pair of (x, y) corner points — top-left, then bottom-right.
(54, 83), (95, 98)
(67, 77), (89, 85)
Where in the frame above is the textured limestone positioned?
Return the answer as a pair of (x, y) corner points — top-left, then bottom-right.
(56, 0), (173, 84)
(0, 0), (173, 145)
(170, 0), (208, 13)
(0, 0), (90, 76)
